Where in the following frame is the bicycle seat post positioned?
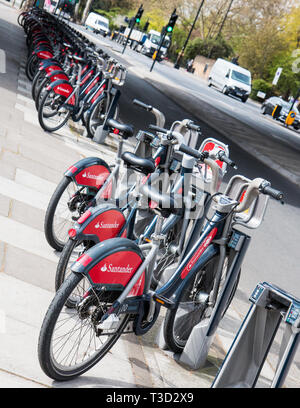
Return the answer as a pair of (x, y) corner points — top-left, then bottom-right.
(116, 135), (124, 159)
(151, 212), (165, 243)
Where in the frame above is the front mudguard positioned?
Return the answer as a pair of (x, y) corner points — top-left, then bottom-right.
(65, 157), (112, 194)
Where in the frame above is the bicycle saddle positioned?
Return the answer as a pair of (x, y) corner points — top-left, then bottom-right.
(140, 183), (183, 215)
(107, 119), (134, 139)
(121, 152), (156, 175)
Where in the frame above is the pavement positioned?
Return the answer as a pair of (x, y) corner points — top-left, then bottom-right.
(0, 2), (299, 389)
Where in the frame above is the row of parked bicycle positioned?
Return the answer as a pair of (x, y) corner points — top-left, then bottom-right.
(19, 8), (284, 382)
(20, 7), (125, 139)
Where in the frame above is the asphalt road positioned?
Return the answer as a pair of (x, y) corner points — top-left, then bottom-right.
(81, 26), (300, 151)
(71, 24), (300, 303)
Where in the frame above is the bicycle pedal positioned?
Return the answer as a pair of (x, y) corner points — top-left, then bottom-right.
(153, 294), (175, 309)
(97, 313), (120, 331)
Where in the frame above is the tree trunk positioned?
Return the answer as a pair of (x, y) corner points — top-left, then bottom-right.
(73, 0), (81, 22)
(81, 0), (93, 25)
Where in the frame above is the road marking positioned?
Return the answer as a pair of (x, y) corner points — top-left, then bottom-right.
(0, 216), (58, 262)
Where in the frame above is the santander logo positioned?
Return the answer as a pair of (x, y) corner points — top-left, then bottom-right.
(100, 263), (133, 274)
(56, 86), (69, 95)
(82, 172), (105, 180)
(95, 221), (120, 229)
(181, 227), (218, 279)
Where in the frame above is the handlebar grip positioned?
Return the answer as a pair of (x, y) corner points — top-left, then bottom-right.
(178, 144), (202, 159)
(186, 122), (201, 132)
(218, 151), (237, 169)
(133, 99), (153, 112)
(148, 124), (168, 134)
(262, 185), (284, 201)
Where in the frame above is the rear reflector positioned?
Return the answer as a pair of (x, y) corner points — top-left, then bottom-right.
(68, 165), (78, 174)
(77, 254), (93, 266)
(77, 210), (92, 224)
(68, 228), (77, 238)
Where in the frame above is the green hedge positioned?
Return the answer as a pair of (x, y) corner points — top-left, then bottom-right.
(185, 37), (233, 60)
(250, 79), (274, 101)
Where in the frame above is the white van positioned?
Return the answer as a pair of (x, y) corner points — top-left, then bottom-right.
(85, 12), (110, 37)
(138, 30), (171, 61)
(208, 58), (252, 103)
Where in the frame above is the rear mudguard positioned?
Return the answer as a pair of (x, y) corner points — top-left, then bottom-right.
(71, 238), (145, 297)
(36, 50), (54, 59)
(46, 70), (69, 82)
(65, 157), (111, 193)
(69, 203), (127, 244)
(46, 79), (75, 105)
(39, 60), (62, 71)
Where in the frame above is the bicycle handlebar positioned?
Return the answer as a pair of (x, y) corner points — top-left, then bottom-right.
(235, 178), (284, 213)
(217, 150), (237, 169)
(133, 99), (153, 112)
(186, 121), (201, 132)
(259, 181), (284, 201)
(178, 144), (222, 195)
(178, 143), (207, 161)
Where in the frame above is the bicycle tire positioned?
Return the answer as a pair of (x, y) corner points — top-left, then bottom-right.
(35, 76), (50, 111)
(31, 70), (45, 101)
(163, 255), (240, 353)
(85, 97), (108, 139)
(25, 53), (39, 81)
(55, 239), (90, 291)
(38, 89), (70, 132)
(38, 272), (130, 381)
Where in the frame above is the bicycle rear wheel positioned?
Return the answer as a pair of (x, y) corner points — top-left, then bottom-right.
(31, 70), (45, 101)
(25, 53), (39, 81)
(44, 176), (97, 251)
(38, 272), (130, 381)
(55, 239), (92, 291)
(38, 89), (70, 132)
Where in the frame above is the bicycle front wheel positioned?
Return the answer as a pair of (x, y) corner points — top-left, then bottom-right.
(38, 272), (130, 381)
(163, 255), (240, 353)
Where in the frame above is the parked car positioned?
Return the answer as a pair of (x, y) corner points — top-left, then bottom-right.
(261, 97), (300, 130)
(208, 58), (252, 103)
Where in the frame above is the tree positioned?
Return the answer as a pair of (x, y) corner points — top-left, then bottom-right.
(81, 0), (93, 23)
(185, 36), (233, 60)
